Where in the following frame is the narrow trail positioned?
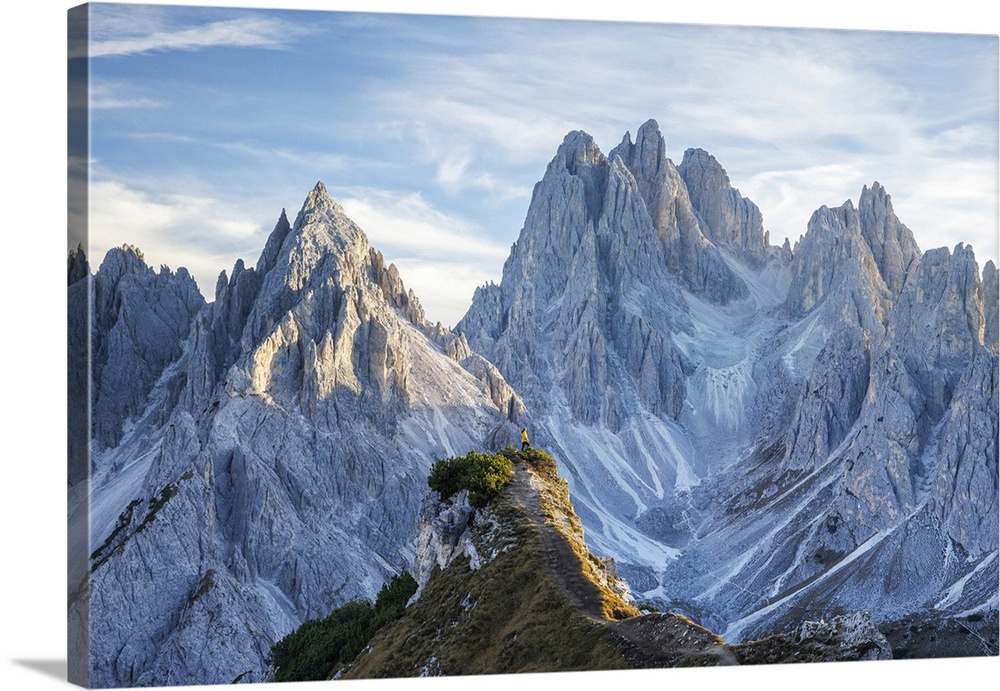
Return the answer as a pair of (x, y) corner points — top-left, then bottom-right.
(505, 461), (608, 621)
(505, 459), (739, 667)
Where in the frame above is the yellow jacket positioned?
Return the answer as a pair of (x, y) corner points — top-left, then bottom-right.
(521, 429), (529, 443)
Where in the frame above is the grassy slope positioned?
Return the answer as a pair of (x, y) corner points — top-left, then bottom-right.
(342, 449), (636, 678)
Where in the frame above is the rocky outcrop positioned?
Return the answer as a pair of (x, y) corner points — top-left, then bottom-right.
(68, 242), (89, 286)
(857, 182), (921, 296)
(731, 612), (893, 664)
(609, 120), (750, 304)
(794, 612), (893, 660)
(678, 147), (768, 262)
(349, 454), (894, 679)
(412, 489), (480, 594)
(90, 246), (205, 450)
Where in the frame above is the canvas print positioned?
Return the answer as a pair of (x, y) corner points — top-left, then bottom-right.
(67, 2), (999, 688)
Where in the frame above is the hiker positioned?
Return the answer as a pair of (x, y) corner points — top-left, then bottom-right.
(521, 427), (530, 451)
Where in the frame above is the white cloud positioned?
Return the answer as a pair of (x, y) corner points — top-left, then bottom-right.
(89, 79), (164, 110)
(85, 16), (303, 58)
(340, 189), (510, 262)
(389, 259), (499, 329)
(740, 162), (875, 245)
(339, 189), (511, 326)
(89, 179), (268, 295)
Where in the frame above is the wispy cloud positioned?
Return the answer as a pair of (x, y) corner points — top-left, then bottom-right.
(89, 79), (164, 110)
(83, 15), (304, 58)
(339, 189), (511, 326)
(125, 132), (360, 173)
(89, 178), (269, 294)
(340, 188), (510, 262)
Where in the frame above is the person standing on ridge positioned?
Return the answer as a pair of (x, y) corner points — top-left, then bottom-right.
(521, 427), (530, 451)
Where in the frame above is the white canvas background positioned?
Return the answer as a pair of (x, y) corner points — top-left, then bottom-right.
(2, 1), (997, 690)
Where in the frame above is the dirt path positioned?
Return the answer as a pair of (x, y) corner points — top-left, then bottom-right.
(505, 460), (739, 667)
(504, 461), (609, 621)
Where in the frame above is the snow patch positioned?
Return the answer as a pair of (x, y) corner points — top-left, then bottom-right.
(936, 550), (999, 609)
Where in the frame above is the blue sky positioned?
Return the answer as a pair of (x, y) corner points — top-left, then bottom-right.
(79, 1), (999, 328)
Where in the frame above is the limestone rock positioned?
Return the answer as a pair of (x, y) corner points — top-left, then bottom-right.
(857, 182), (921, 296)
(678, 146), (767, 262)
(795, 612), (892, 661)
(91, 245), (204, 449)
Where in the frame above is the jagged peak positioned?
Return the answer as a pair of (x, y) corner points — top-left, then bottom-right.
(293, 181), (363, 246)
(982, 260), (998, 352)
(814, 198), (858, 222)
(255, 207), (293, 278)
(857, 181), (921, 295)
(863, 180), (890, 202)
(784, 197), (894, 323)
(96, 244), (151, 283)
(68, 242), (89, 286)
(679, 147), (727, 181)
(303, 180), (336, 211)
(555, 130), (607, 172)
(638, 117), (661, 135)
(677, 146), (767, 259)
(614, 118), (665, 157)
(214, 269), (228, 300)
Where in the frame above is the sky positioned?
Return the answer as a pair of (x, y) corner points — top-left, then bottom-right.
(74, 1), (999, 328)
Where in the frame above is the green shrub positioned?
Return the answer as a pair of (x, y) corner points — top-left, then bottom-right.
(428, 451), (514, 508)
(268, 571), (418, 682)
(372, 571), (418, 628)
(500, 446), (558, 475)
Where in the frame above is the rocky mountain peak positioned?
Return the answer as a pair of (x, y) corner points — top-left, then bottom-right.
(890, 242), (988, 367)
(857, 181), (921, 295)
(77, 180), (526, 686)
(606, 121), (751, 304)
(96, 243), (149, 284)
(89, 245), (205, 449)
(67, 242), (89, 286)
(255, 207), (293, 279)
(551, 130), (610, 223)
(678, 147), (768, 260)
(291, 180), (366, 257)
(983, 260), (998, 353)
(558, 129), (606, 169)
(612, 118), (666, 179)
(783, 197), (891, 328)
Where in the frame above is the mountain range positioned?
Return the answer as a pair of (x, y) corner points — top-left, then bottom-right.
(67, 119), (998, 686)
